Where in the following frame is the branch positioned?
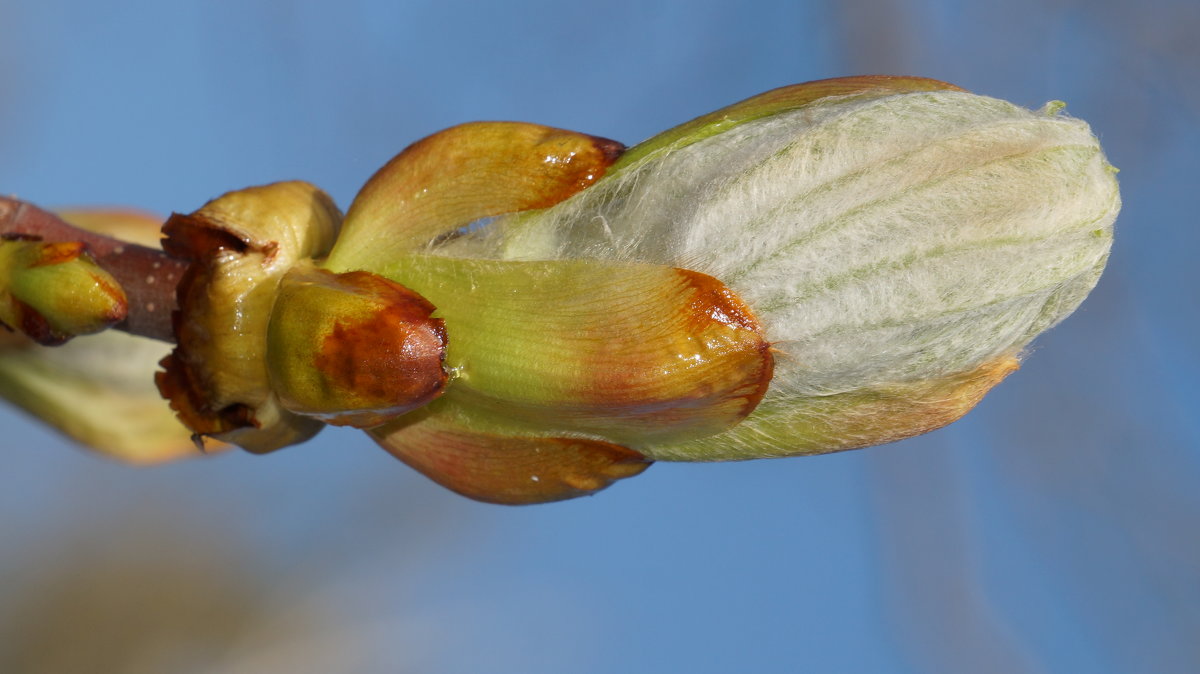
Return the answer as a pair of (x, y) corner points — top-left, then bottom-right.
(0, 196), (184, 342)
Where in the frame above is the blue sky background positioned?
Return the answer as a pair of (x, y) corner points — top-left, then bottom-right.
(1, 1), (1197, 672)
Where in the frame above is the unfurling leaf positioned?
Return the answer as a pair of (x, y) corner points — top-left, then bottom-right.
(479, 76), (1118, 461)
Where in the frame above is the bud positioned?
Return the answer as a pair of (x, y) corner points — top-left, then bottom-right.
(2, 77), (1118, 502)
(483, 76), (1119, 460)
(0, 238), (127, 345)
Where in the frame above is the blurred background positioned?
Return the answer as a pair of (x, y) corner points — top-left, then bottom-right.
(1, 1), (1196, 672)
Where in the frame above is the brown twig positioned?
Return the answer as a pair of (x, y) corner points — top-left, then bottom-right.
(0, 196), (184, 342)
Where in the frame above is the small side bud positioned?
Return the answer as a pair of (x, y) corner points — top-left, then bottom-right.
(0, 238), (127, 345)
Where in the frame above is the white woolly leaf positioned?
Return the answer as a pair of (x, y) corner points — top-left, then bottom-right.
(434, 90), (1119, 460)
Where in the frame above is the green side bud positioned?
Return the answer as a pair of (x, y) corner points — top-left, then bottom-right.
(0, 238), (127, 345)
